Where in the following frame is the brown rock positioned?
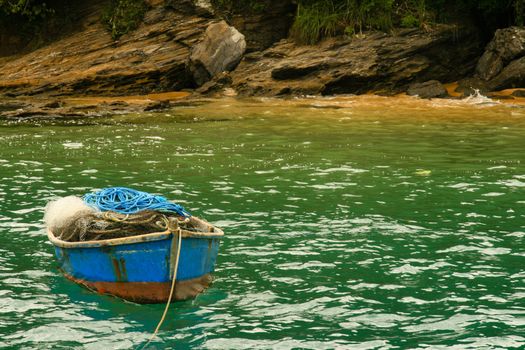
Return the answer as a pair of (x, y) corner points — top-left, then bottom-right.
(511, 89), (525, 97)
(230, 25), (483, 97)
(43, 101), (63, 109)
(188, 21), (246, 86)
(487, 56), (525, 91)
(456, 77), (489, 96)
(475, 27), (525, 81)
(407, 80), (448, 98)
(0, 3), (213, 97)
(195, 72), (232, 95)
(144, 100), (171, 111)
(271, 62), (327, 80)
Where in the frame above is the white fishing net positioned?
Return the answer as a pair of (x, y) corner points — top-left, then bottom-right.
(44, 196), (201, 242)
(44, 196), (96, 236)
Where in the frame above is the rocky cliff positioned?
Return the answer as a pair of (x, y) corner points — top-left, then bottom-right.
(227, 25), (483, 97)
(1, 0), (525, 115)
(0, 1), (212, 97)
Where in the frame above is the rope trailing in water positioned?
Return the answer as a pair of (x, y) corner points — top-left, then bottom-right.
(138, 228), (182, 350)
(83, 187), (191, 217)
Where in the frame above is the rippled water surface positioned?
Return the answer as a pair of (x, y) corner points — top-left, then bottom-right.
(0, 96), (524, 349)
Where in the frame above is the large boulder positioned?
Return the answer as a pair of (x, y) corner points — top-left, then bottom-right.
(475, 27), (525, 81)
(486, 56), (525, 90)
(189, 21), (246, 86)
(455, 77), (490, 96)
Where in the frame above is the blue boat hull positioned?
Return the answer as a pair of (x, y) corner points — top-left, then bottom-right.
(48, 220), (223, 303)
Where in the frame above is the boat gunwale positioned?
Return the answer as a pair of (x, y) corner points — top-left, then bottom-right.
(47, 216), (224, 249)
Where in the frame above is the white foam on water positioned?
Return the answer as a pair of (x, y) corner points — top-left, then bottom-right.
(498, 179), (525, 187)
(430, 89), (501, 108)
(62, 142), (84, 149)
(143, 136), (165, 140)
(462, 89), (499, 105)
(482, 192), (505, 197)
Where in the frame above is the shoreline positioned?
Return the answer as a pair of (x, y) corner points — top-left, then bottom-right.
(1, 2), (525, 109)
(2, 91), (525, 121)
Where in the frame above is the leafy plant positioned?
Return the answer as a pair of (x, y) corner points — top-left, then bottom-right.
(210, 0), (268, 17)
(401, 14), (419, 27)
(102, 0), (148, 40)
(291, 1), (341, 44)
(291, 0), (398, 44)
(0, 0), (52, 19)
(290, 0), (525, 44)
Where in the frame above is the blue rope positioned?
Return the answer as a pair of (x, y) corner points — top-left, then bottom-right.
(83, 187), (191, 217)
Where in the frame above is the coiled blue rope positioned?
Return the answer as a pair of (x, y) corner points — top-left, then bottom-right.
(83, 187), (191, 217)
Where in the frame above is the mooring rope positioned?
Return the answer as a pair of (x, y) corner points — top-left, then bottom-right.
(138, 228), (182, 350)
(84, 187), (191, 217)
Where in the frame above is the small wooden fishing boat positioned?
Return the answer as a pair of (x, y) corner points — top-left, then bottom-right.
(47, 216), (223, 303)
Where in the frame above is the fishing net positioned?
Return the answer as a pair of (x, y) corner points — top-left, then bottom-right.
(52, 210), (204, 242)
(44, 196), (95, 233)
(45, 195), (204, 242)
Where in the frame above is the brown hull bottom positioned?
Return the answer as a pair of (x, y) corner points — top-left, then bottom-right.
(63, 273), (213, 303)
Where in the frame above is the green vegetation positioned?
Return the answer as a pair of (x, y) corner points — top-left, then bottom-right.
(0, 0), (524, 45)
(210, 0), (267, 20)
(291, 0), (525, 44)
(0, 1), (76, 52)
(211, 0), (267, 13)
(0, 0), (52, 19)
(0, 0), (148, 41)
(102, 0), (148, 40)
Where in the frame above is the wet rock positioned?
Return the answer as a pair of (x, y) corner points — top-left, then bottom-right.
(0, 101), (27, 112)
(489, 94), (514, 100)
(0, 95), (177, 119)
(476, 27), (525, 81)
(108, 101), (129, 107)
(511, 89), (525, 97)
(487, 56), (525, 91)
(44, 101), (63, 108)
(189, 21), (246, 86)
(271, 62), (327, 80)
(230, 25), (484, 97)
(144, 100), (171, 111)
(456, 77), (490, 96)
(195, 72), (232, 95)
(407, 80), (447, 98)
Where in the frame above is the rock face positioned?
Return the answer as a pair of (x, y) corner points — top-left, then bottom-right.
(0, 3), (500, 100)
(511, 89), (525, 97)
(225, 0), (296, 52)
(0, 31), (27, 57)
(0, 2), (214, 97)
(229, 26), (483, 96)
(475, 27), (525, 81)
(470, 26), (525, 91)
(487, 56), (525, 90)
(188, 21), (246, 86)
(165, 0), (213, 18)
(407, 80), (447, 98)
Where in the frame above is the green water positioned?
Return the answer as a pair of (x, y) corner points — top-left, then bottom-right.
(0, 96), (524, 349)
